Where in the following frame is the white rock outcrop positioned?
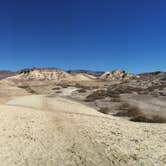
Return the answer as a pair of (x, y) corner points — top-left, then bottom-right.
(100, 70), (139, 80)
(11, 68), (70, 81)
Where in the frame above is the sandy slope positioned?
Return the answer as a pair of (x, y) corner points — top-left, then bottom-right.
(0, 95), (166, 166)
(7, 95), (100, 115)
(0, 80), (29, 104)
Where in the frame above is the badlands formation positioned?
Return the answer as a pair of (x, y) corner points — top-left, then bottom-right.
(0, 68), (166, 166)
(9, 68), (94, 82)
(100, 70), (139, 80)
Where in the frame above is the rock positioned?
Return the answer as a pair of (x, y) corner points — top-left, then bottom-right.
(10, 68), (70, 81)
(7, 68), (96, 82)
(100, 70), (139, 81)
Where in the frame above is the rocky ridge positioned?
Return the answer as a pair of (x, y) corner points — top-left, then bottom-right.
(100, 70), (139, 80)
(7, 68), (97, 82)
(11, 68), (70, 81)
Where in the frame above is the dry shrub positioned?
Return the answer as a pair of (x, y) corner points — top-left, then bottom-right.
(131, 115), (166, 123)
(84, 90), (107, 102)
(107, 86), (145, 95)
(74, 83), (91, 90)
(152, 93), (159, 98)
(55, 91), (62, 93)
(161, 77), (166, 81)
(115, 103), (141, 117)
(111, 98), (122, 102)
(74, 83), (98, 90)
(56, 83), (73, 88)
(107, 90), (120, 98)
(61, 84), (69, 88)
(118, 103), (130, 111)
(147, 86), (155, 92)
(52, 87), (61, 90)
(84, 88), (121, 102)
(77, 88), (87, 93)
(115, 102), (166, 123)
(19, 85), (37, 94)
(147, 82), (166, 92)
(98, 107), (110, 114)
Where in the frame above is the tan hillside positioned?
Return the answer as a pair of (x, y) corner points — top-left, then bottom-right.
(0, 68), (166, 166)
(7, 68), (95, 82)
(0, 95), (165, 165)
(10, 68), (70, 81)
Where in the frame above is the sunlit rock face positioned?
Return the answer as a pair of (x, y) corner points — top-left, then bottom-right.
(12, 68), (70, 81)
(100, 70), (139, 81)
(8, 68), (95, 82)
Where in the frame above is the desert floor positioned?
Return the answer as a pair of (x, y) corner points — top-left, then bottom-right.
(0, 94), (166, 166)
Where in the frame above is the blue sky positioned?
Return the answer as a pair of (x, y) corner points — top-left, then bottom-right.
(0, 0), (165, 73)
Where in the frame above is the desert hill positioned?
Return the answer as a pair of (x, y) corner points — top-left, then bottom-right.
(0, 68), (166, 165)
(12, 68), (70, 81)
(0, 95), (165, 166)
(100, 70), (139, 80)
(7, 68), (95, 82)
(139, 71), (166, 81)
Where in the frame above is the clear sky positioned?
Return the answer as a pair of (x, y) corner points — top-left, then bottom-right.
(0, 0), (165, 73)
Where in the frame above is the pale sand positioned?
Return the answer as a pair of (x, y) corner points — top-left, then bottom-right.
(0, 95), (165, 166)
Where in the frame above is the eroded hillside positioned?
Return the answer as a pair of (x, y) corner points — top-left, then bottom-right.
(0, 68), (166, 165)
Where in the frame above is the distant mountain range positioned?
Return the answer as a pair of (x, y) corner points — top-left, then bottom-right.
(139, 71), (166, 76)
(0, 71), (16, 80)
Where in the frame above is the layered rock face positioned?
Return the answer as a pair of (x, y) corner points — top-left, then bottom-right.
(8, 68), (95, 82)
(100, 70), (138, 80)
(13, 68), (70, 81)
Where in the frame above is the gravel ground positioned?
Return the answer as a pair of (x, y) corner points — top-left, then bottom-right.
(0, 95), (165, 166)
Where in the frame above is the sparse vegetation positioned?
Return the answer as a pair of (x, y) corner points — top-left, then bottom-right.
(19, 85), (38, 94)
(74, 83), (91, 90)
(52, 87), (61, 90)
(74, 83), (98, 90)
(98, 107), (110, 114)
(107, 89), (121, 98)
(161, 77), (166, 81)
(77, 88), (87, 93)
(55, 91), (62, 93)
(104, 84), (151, 97)
(84, 90), (107, 102)
(114, 102), (166, 123)
(152, 93), (159, 98)
(110, 97), (122, 102)
(12, 69), (166, 124)
(114, 103), (141, 117)
(84, 88), (121, 102)
(61, 84), (70, 88)
(147, 82), (166, 92)
(131, 115), (166, 123)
